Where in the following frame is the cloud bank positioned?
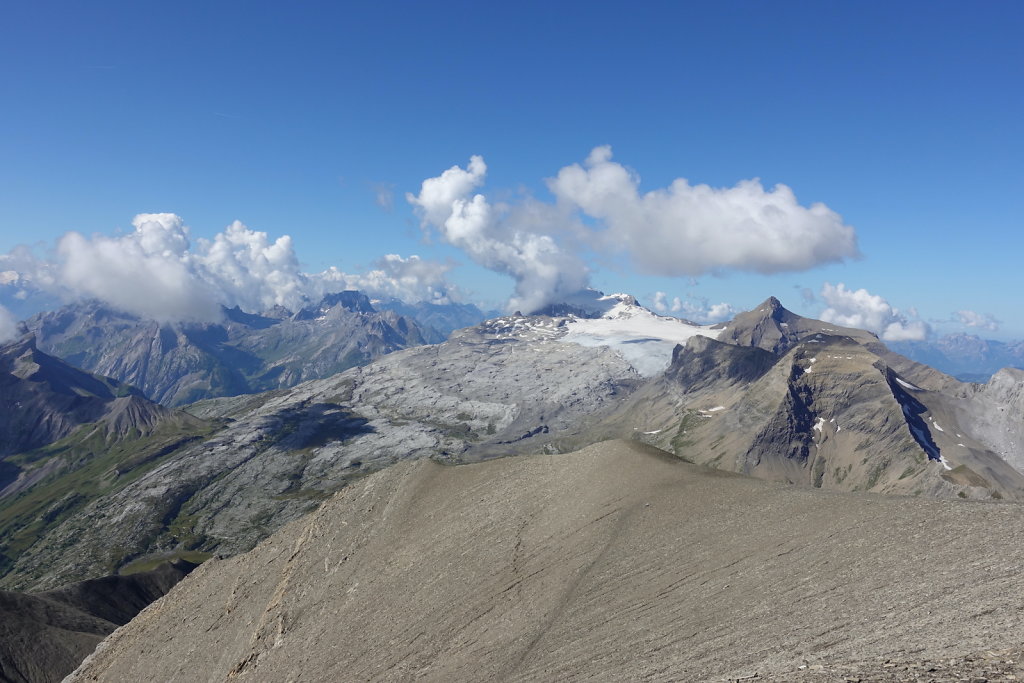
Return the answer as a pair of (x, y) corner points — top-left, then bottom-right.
(819, 282), (929, 341)
(1, 214), (457, 323)
(410, 147), (859, 312)
(4, 147), (861, 322)
(314, 254), (456, 304)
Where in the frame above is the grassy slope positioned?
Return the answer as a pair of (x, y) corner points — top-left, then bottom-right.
(0, 419), (219, 577)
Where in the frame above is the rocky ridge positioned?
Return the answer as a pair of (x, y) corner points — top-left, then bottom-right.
(65, 441), (1024, 683)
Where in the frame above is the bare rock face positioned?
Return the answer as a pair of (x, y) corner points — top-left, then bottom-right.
(65, 441), (1024, 683)
(953, 367), (1024, 472)
(0, 312), (641, 590)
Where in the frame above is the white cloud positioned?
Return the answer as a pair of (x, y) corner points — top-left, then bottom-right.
(0, 304), (17, 343)
(953, 309), (999, 331)
(406, 147), (858, 313)
(407, 157), (588, 313)
(2, 214), (459, 322)
(819, 282), (929, 341)
(312, 254), (457, 304)
(650, 291), (735, 324)
(548, 146), (859, 277)
(57, 215), (222, 322)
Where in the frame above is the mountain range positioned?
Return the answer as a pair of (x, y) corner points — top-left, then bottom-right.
(2, 289), (1023, 681)
(889, 333), (1024, 382)
(20, 292), (486, 407)
(3, 291), (1023, 593)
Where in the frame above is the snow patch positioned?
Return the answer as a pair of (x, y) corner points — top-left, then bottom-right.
(560, 295), (721, 377)
(939, 455), (953, 471)
(932, 420), (944, 432)
(895, 377), (922, 391)
(813, 417), (825, 433)
(642, 429), (662, 435)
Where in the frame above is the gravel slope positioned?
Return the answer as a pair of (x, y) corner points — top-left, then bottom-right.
(69, 440), (1024, 682)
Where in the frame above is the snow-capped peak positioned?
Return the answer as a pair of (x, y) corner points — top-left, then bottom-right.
(556, 292), (722, 377)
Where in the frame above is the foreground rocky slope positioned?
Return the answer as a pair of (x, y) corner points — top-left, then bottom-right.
(67, 441), (1024, 682)
(24, 291), (434, 406)
(0, 559), (195, 683)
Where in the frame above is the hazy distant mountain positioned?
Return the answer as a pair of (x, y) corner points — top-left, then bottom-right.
(371, 298), (494, 340)
(889, 333), (1024, 382)
(5, 292), (1023, 592)
(23, 291), (433, 406)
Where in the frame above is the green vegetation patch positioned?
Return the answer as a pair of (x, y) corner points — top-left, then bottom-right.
(118, 550), (213, 576)
(0, 420), (219, 577)
(671, 410), (707, 458)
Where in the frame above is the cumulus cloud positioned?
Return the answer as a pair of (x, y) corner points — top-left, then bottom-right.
(651, 291), (736, 324)
(407, 147), (858, 313)
(57, 214), (222, 322)
(819, 282), (929, 342)
(2, 214), (458, 322)
(312, 254), (458, 304)
(953, 309), (999, 331)
(0, 304), (17, 343)
(549, 146), (860, 277)
(407, 157), (588, 313)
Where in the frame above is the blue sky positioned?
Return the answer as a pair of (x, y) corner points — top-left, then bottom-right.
(1, 1), (1021, 338)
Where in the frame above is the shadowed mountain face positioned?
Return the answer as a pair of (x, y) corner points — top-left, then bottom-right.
(63, 442), (1024, 683)
(24, 292), (434, 406)
(0, 559), (196, 683)
(0, 337), (144, 457)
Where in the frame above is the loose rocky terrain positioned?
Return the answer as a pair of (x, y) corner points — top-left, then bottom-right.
(66, 441), (1024, 682)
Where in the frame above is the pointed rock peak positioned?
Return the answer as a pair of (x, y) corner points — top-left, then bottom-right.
(750, 296), (789, 322)
(719, 296), (877, 356)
